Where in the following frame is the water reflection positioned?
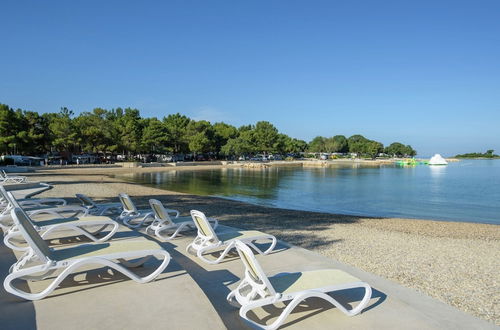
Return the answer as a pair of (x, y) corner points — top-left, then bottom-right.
(118, 160), (500, 224)
(429, 165), (447, 178)
(126, 167), (295, 200)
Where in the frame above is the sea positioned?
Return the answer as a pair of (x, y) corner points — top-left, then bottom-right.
(118, 159), (500, 224)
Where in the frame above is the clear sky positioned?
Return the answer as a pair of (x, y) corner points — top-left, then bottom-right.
(1, 0), (499, 156)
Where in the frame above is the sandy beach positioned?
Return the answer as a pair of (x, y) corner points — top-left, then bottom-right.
(25, 165), (500, 325)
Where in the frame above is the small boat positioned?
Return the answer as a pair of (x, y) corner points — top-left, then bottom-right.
(429, 154), (448, 166)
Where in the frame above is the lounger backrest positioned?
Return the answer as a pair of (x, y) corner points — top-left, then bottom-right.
(76, 194), (96, 208)
(119, 193), (137, 213)
(11, 207), (52, 262)
(0, 185), (8, 202)
(234, 240), (276, 295)
(190, 210), (218, 241)
(0, 187), (15, 215)
(0, 184), (10, 198)
(149, 199), (173, 224)
(6, 192), (36, 227)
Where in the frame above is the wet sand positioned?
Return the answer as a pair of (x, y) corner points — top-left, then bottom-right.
(26, 166), (500, 325)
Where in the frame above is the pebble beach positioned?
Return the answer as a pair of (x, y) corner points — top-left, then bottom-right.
(26, 166), (500, 325)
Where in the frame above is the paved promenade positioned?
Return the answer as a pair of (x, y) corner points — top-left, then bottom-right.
(0, 224), (497, 329)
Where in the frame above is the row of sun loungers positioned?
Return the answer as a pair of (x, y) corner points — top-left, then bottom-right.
(0, 183), (372, 329)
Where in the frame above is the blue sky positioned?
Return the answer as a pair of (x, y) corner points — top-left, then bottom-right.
(1, 0), (499, 156)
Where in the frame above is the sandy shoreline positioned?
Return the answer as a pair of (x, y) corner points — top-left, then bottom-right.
(25, 166), (500, 325)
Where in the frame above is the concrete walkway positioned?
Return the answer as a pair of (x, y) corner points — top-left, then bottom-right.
(0, 224), (497, 330)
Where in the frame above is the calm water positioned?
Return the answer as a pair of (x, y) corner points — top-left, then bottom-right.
(119, 160), (500, 224)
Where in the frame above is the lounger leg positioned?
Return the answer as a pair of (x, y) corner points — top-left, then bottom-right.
(4, 230), (30, 251)
(117, 256), (152, 268)
(186, 236), (212, 254)
(197, 241), (236, 264)
(122, 213), (154, 228)
(244, 236), (277, 255)
(98, 205), (121, 216)
(155, 223), (190, 240)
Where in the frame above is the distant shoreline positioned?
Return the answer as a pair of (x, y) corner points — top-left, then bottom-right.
(455, 157), (500, 160)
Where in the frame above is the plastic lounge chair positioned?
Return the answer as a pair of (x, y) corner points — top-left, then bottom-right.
(117, 193), (154, 228)
(0, 189), (89, 231)
(227, 240), (372, 330)
(76, 193), (122, 215)
(3, 192), (120, 251)
(186, 210), (276, 264)
(0, 186), (66, 212)
(0, 170), (27, 184)
(2, 182), (53, 199)
(146, 199), (218, 240)
(4, 207), (171, 300)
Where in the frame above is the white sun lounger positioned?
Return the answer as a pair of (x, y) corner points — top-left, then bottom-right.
(0, 170), (27, 184)
(76, 193), (122, 215)
(186, 210), (276, 264)
(146, 199), (218, 240)
(0, 185), (66, 212)
(4, 207), (171, 300)
(227, 240), (372, 330)
(3, 192), (120, 251)
(2, 182), (53, 199)
(0, 188), (89, 231)
(0, 193), (68, 211)
(117, 193), (154, 228)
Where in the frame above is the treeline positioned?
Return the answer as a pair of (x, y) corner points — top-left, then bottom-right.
(308, 136), (416, 158)
(455, 150), (498, 158)
(0, 103), (416, 159)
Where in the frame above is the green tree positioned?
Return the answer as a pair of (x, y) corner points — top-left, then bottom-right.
(115, 108), (143, 157)
(348, 135), (384, 158)
(330, 135), (348, 153)
(221, 135), (253, 156)
(16, 110), (51, 154)
(75, 108), (112, 154)
(364, 140), (384, 159)
(0, 104), (22, 154)
(253, 121), (279, 154)
(213, 122), (238, 154)
(49, 107), (78, 153)
(404, 145), (416, 157)
(163, 113), (190, 153)
(308, 136), (326, 152)
(385, 142), (406, 157)
(386, 143), (416, 157)
(141, 117), (169, 153)
(103, 108), (125, 155)
(186, 120), (214, 156)
(278, 135), (307, 154)
(347, 134), (369, 155)
(221, 127), (256, 156)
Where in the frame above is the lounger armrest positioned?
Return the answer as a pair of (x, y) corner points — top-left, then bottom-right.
(40, 219), (119, 238)
(165, 208), (180, 218)
(27, 206), (89, 218)
(19, 198), (67, 207)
